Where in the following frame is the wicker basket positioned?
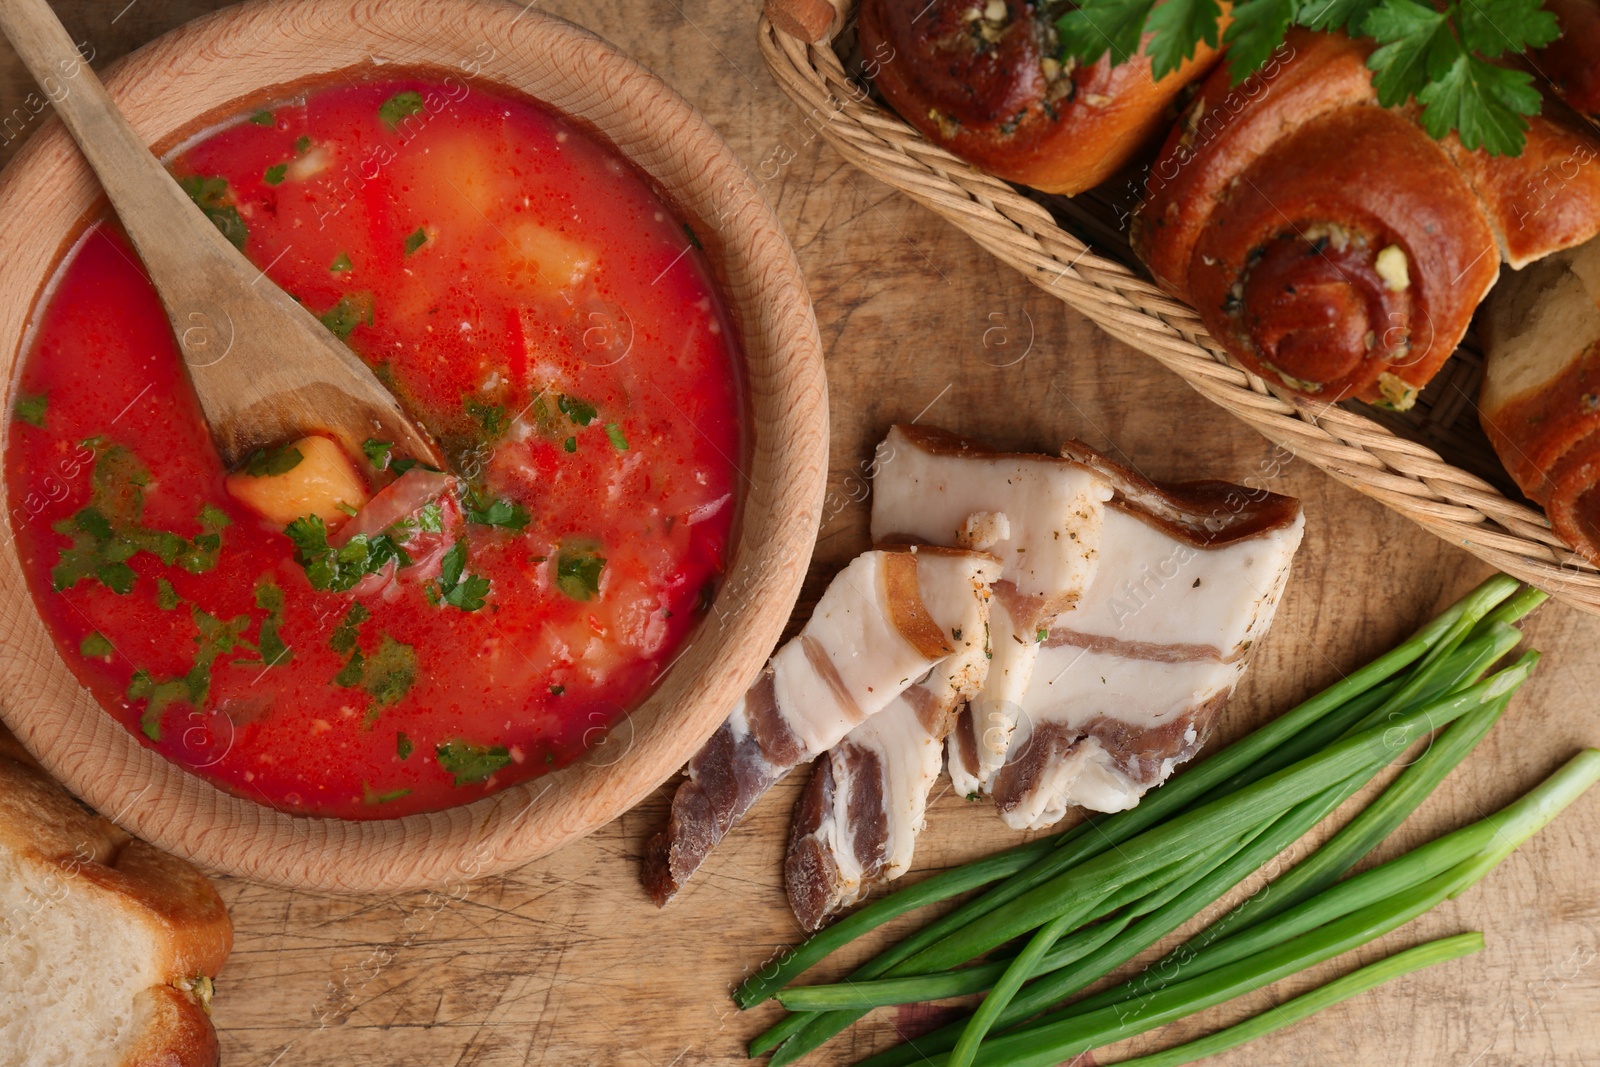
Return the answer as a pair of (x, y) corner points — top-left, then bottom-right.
(757, 5), (1600, 615)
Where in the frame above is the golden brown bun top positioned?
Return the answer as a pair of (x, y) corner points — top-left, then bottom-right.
(1441, 109), (1600, 269)
(1130, 29), (1378, 297)
(859, 0), (1223, 194)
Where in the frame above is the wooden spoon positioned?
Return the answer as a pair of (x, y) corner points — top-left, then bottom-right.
(0, 0), (444, 470)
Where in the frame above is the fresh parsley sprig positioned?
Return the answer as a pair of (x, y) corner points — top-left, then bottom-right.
(284, 514), (412, 592)
(434, 539), (491, 611)
(461, 486), (531, 531)
(1056, 0), (1561, 155)
(1363, 0), (1555, 154)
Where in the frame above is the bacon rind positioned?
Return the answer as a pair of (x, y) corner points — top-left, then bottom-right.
(643, 549), (952, 906)
(871, 424), (1112, 616)
(882, 550), (956, 660)
(1058, 441), (1302, 548)
(783, 547), (1001, 929)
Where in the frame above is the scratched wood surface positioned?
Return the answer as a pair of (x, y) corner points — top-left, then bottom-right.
(3, 3), (1600, 1065)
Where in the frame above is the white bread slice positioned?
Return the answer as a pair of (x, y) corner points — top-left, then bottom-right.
(0, 753), (231, 1067)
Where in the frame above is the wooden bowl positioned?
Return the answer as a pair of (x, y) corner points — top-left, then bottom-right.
(0, 0), (827, 891)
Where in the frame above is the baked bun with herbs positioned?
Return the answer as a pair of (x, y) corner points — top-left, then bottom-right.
(0, 749), (232, 1067)
(1481, 237), (1600, 566)
(1130, 29), (1600, 409)
(856, 0), (1224, 196)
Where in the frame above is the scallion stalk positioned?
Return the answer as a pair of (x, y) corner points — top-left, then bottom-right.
(1061, 710), (1562, 1018)
(851, 772), (1375, 1067)
(782, 660), (1531, 1067)
(895, 658), (1533, 976)
(1188, 663), (1517, 950)
(1098, 933), (1485, 1067)
(946, 911), (1072, 1067)
(776, 834), (1249, 1013)
(734, 833), (1057, 1013)
(955, 872), (1474, 1067)
(735, 577), (1513, 1022)
(958, 750), (1600, 1067)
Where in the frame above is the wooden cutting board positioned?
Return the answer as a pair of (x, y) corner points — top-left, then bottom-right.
(3, 3), (1599, 1065)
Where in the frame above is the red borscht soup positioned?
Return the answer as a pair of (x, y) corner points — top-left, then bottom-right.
(5, 77), (744, 819)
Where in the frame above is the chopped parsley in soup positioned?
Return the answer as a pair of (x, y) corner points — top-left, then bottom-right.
(5, 78), (744, 819)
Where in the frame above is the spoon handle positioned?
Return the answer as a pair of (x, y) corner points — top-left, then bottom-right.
(0, 0), (245, 292)
(0, 0), (446, 471)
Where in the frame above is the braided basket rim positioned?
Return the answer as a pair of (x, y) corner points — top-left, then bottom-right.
(756, 11), (1600, 615)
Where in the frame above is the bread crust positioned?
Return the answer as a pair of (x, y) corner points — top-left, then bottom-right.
(1480, 242), (1600, 564)
(858, 0), (1221, 195)
(1442, 106), (1600, 270)
(120, 986), (222, 1067)
(79, 839), (235, 979)
(0, 756), (230, 1067)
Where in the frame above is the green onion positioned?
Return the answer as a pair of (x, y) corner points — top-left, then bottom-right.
(948, 911), (1073, 1067)
(743, 575), (1519, 1018)
(765, 661), (1530, 1066)
(1193, 634), (1519, 944)
(903, 659), (1532, 973)
(1188, 584), (1520, 809)
(959, 750), (1600, 1067)
(1060, 702), (1527, 1018)
(744, 844), (1057, 1056)
(1478, 584), (1550, 629)
(779, 916), (1122, 1014)
(853, 774), (1375, 1067)
(1203, 624), (1526, 944)
(750, 578), (1533, 1066)
(962, 875), (1462, 1067)
(1102, 934), (1484, 1067)
(739, 836), (1057, 1031)
(777, 835), (1245, 1013)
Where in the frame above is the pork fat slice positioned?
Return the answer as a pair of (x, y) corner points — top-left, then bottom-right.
(870, 424), (1113, 793)
(991, 447), (1304, 829)
(785, 547), (1002, 931)
(871, 425), (1111, 610)
(642, 549), (953, 906)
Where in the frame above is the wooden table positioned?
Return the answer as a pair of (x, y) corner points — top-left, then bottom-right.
(4, 3), (1599, 1065)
